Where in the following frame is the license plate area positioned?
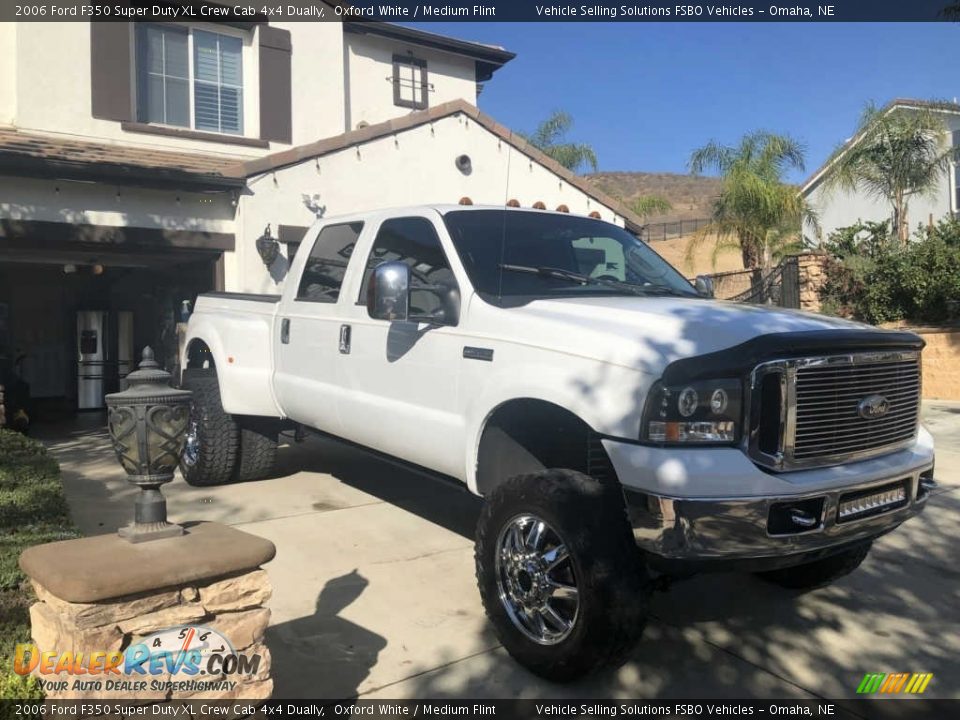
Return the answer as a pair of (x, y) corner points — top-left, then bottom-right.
(837, 479), (909, 523)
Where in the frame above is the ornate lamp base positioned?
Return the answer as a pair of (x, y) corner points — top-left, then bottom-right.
(119, 521), (184, 544)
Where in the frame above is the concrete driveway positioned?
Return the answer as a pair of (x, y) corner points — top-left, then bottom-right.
(39, 402), (960, 700)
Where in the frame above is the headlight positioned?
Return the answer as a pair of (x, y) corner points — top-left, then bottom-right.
(641, 378), (742, 445)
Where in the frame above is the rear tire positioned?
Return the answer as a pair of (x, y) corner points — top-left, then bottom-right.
(180, 369), (238, 486)
(756, 541), (872, 590)
(234, 417), (279, 482)
(475, 470), (650, 682)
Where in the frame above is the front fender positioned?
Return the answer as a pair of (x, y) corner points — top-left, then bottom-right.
(462, 356), (652, 493)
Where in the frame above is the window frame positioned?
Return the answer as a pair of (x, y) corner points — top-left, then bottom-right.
(357, 216), (460, 325)
(392, 54), (429, 110)
(135, 23), (248, 137)
(295, 222), (365, 304)
(192, 29), (244, 135)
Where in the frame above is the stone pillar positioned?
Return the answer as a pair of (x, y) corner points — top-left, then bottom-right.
(794, 252), (828, 313)
(18, 522), (275, 703)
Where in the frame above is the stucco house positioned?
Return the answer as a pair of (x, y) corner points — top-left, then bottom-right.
(0, 15), (642, 417)
(801, 99), (960, 240)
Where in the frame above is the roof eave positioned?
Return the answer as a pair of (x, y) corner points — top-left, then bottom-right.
(343, 21), (515, 72)
(0, 153), (244, 192)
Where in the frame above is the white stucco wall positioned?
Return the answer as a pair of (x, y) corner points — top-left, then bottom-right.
(0, 175), (235, 234)
(0, 23), (16, 125)
(9, 21), (344, 157)
(344, 33), (477, 132)
(804, 114), (960, 240)
(229, 111), (624, 293)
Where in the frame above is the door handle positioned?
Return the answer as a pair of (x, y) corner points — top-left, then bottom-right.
(339, 324), (351, 354)
(280, 318), (290, 344)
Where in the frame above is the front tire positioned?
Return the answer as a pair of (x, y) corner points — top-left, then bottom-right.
(756, 541), (873, 590)
(180, 369), (238, 486)
(475, 470), (650, 682)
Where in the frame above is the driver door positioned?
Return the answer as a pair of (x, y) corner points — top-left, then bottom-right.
(337, 214), (466, 478)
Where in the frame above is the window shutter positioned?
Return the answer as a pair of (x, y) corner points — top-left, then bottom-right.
(258, 26), (292, 144)
(91, 22), (134, 122)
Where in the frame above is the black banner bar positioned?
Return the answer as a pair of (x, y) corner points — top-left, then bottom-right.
(4, 699), (960, 720)
(2, 0), (959, 23)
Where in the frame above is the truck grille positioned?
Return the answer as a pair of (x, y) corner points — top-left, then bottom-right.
(749, 350), (921, 470)
(792, 354), (920, 461)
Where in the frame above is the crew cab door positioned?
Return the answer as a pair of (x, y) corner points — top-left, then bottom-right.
(336, 214), (466, 478)
(273, 220), (366, 434)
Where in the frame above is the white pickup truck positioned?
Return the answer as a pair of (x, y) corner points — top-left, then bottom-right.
(181, 205), (936, 680)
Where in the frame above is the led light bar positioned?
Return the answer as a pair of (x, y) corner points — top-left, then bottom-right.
(838, 486), (907, 522)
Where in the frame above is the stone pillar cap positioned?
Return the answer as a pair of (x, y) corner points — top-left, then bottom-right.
(19, 522), (276, 603)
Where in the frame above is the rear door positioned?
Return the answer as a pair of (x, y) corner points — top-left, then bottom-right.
(273, 220), (366, 434)
(336, 213), (466, 478)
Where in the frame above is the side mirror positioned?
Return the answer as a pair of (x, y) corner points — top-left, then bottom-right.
(694, 274), (715, 298)
(367, 261), (410, 321)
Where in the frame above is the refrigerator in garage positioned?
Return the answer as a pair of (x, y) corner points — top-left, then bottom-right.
(76, 310), (134, 410)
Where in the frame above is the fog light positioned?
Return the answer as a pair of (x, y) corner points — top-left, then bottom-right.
(838, 486), (907, 522)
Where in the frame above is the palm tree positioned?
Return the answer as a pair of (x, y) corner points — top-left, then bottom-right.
(687, 131), (813, 269)
(819, 103), (959, 243)
(523, 111), (599, 173)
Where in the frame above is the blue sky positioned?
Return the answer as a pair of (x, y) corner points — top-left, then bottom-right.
(411, 22), (960, 183)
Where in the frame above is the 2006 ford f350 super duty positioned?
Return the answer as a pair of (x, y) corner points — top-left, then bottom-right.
(181, 206), (936, 680)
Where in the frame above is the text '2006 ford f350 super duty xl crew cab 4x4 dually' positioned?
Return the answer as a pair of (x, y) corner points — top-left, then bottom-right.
(180, 206), (936, 681)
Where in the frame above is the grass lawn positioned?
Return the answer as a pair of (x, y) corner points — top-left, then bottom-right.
(0, 429), (79, 699)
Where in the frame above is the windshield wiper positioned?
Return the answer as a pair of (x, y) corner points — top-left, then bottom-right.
(499, 264), (647, 296)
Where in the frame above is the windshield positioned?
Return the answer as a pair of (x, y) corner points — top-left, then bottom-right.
(443, 210), (699, 305)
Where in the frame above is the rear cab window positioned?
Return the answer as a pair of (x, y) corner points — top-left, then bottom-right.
(295, 222), (364, 303)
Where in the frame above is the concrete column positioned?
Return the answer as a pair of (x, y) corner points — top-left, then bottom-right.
(17, 522), (276, 703)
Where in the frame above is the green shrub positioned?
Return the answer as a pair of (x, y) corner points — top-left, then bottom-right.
(0, 429), (78, 700)
(819, 219), (960, 324)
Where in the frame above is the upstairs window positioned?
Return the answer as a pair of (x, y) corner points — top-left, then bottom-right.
(194, 30), (243, 134)
(136, 24), (244, 135)
(392, 54), (429, 110)
(137, 25), (189, 127)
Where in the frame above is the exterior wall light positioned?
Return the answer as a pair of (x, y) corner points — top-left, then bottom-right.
(256, 224), (280, 267)
(105, 347), (192, 543)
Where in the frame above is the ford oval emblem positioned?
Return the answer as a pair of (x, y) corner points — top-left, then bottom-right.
(858, 394), (891, 420)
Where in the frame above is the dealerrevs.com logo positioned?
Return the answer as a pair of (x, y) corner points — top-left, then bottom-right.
(14, 625), (262, 694)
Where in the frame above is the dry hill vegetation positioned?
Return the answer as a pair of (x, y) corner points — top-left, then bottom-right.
(584, 171), (722, 221)
(583, 172), (743, 276)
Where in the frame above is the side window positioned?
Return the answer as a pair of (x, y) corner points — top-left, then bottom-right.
(359, 217), (457, 318)
(392, 55), (429, 110)
(296, 222), (364, 302)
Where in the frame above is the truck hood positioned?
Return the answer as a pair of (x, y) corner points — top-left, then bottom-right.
(509, 295), (876, 373)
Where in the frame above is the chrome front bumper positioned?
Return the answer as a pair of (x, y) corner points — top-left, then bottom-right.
(624, 465), (936, 567)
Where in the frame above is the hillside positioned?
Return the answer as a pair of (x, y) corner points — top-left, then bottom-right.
(584, 171), (721, 221)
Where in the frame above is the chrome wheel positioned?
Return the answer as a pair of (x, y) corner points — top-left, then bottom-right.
(495, 513), (579, 645)
(182, 420), (200, 467)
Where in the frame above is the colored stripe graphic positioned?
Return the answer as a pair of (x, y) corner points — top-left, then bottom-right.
(857, 673), (885, 694)
(858, 672), (932, 694)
